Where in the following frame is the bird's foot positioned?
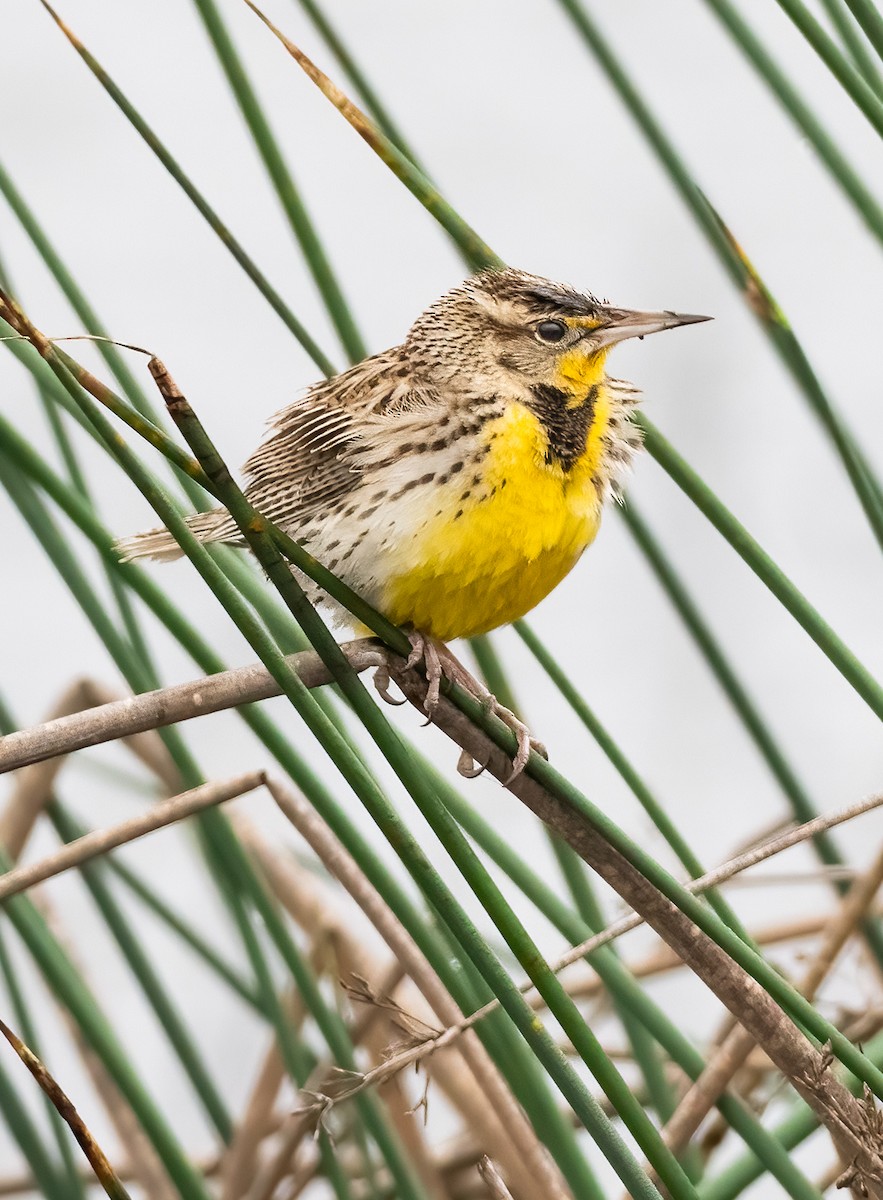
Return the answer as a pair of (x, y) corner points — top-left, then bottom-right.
(402, 631), (546, 782)
(480, 695), (548, 784)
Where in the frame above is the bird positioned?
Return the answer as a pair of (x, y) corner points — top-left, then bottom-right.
(118, 268), (709, 775)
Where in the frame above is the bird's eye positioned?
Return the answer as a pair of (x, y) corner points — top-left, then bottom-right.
(536, 320), (567, 344)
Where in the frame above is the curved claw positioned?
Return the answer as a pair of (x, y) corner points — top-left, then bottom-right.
(491, 701), (547, 784)
(372, 663), (407, 706)
(457, 749), (486, 779)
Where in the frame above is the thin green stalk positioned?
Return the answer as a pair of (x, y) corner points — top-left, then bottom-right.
(619, 502), (883, 958)
(0, 165), (208, 514)
(36, 1), (335, 377)
(246, 6), (503, 275)
(0, 1051), (67, 1199)
(0, 239), (160, 682)
(701, 1028), (883, 1200)
(515, 743), (883, 1101)
(773, 0), (883, 135)
(0, 446), (369, 1195)
(639, 415), (883, 723)
(837, 0), (883, 64)
(550, 836), (683, 1126)
(221, 874), (357, 1200)
(189, 0), (366, 362)
(101, 854), (263, 1013)
(226, 855), (421, 1200)
(0, 854), (211, 1198)
(819, 0), (883, 94)
(513, 620), (749, 938)
(699, 0), (883, 242)
(0, 397), (373, 1194)
(470, 633), (681, 1128)
(292, 0), (427, 172)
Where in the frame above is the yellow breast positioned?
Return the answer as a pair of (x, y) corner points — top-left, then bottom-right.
(382, 389), (613, 641)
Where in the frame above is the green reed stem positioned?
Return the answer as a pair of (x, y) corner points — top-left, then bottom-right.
(701, 1028), (883, 1200)
(0, 1051), (67, 1199)
(639, 416), (883, 723)
(220, 856), (360, 1200)
(514, 619), (749, 938)
(36, 1), (335, 376)
(438, 784), (824, 1200)
(292, 0), (426, 172)
(247, 5), (502, 275)
(619, 501), (883, 961)
(699, 0), (883, 243)
(48, 804), (234, 1142)
(101, 854), (263, 1012)
(773, 0), (883, 134)
(0, 856), (210, 1196)
(818, 0), (883, 94)
(189, 0), (365, 362)
(840, 0), (883, 61)
(515, 743), (883, 1100)
(469, 633), (681, 1127)
(0, 377), (390, 1194)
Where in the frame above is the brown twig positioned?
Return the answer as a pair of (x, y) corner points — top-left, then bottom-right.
(0, 677), (180, 858)
(478, 1156), (516, 1200)
(0, 772), (265, 904)
(0, 640), (384, 774)
(0, 1017), (132, 1199)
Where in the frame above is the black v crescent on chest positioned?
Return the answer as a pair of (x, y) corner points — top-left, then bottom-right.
(528, 383), (599, 472)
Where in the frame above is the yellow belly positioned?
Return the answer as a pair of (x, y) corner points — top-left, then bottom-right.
(381, 398), (609, 640)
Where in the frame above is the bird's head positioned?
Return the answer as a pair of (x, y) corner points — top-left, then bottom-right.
(406, 267), (710, 397)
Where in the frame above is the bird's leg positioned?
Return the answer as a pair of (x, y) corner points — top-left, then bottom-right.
(405, 631), (547, 782)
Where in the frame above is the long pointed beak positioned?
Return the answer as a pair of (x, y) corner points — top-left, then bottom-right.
(592, 308), (712, 349)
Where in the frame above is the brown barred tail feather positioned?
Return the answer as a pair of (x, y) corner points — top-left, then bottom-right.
(114, 507), (241, 563)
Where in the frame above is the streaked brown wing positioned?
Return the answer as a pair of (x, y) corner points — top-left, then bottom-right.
(241, 346), (444, 522)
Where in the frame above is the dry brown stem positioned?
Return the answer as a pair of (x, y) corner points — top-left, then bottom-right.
(0, 772), (264, 904)
(0, 641), (383, 774)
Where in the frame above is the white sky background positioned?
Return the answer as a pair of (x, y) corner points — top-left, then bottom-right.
(1, 0), (883, 1194)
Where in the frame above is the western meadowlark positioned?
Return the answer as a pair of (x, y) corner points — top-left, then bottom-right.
(119, 268), (708, 774)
